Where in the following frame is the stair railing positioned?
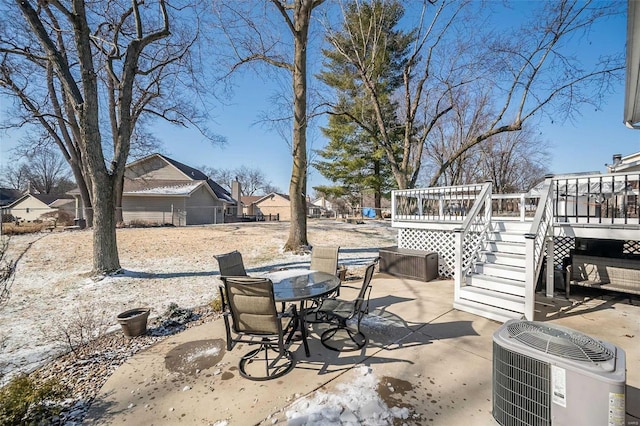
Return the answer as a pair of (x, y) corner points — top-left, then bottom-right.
(453, 182), (492, 304)
(524, 176), (554, 320)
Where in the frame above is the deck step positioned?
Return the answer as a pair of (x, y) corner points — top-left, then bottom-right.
(458, 286), (526, 314)
(480, 251), (526, 268)
(453, 298), (524, 323)
(485, 241), (526, 255)
(491, 220), (532, 232)
(488, 231), (526, 243)
(473, 263), (526, 282)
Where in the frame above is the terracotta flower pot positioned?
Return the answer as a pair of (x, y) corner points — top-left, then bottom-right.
(117, 308), (151, 337)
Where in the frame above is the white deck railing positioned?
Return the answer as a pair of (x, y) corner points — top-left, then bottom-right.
(524, 176), (554, 319)
(392, 171), (640, 227)
(453, 182), (492, 304)
(392, 186), (540, 224)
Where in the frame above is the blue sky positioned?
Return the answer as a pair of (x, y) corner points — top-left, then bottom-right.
(1, 1), (639, 194)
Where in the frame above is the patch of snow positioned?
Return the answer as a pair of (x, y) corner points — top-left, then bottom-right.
(285, 365), (410, 425)
(126, 182), (201, 195)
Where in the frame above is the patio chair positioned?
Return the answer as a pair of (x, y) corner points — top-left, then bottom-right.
(306, 245), (341, 321)
(316, 259), (378, 351)
(215, 250), (247, 277)
(310, 245), (340, 275)
(219, 276), (299, 380)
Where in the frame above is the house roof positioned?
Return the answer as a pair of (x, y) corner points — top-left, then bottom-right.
(5, 192), (73, 209)
(68, 153), (236, 204)
(158, 154), (209, 181)
(0, 188), (22, 206)
(254, 192), (290, 204)
(241, 195), (263, 206)
(131, 153), (235, 203)
(124, 179), (204, 196)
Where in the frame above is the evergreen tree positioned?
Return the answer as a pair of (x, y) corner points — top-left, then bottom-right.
(316, 0), (409, 214)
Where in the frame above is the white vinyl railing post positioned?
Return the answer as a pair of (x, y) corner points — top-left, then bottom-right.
(454, 229), (463, 304)
(391, 191), (396, 222)
(546, 236), (555, 298)
(524, 235), (535, 320)
(520, 193), (526, 222)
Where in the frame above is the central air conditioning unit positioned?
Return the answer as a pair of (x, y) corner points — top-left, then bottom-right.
(492, 319), (626, 426)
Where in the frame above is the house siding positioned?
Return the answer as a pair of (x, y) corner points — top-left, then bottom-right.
(122, 196), (183, 225)
(185, 186), (225, 225)
(125, 157), (188, 181)
(256, 195), (290, 221)
(7, 197), (55, 221)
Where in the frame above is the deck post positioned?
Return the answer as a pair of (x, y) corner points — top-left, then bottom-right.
(520, 193), (526, 222)
(453, 228), (463, 304)
(545, 235), (555, 298)
(524, 234), (535, 321)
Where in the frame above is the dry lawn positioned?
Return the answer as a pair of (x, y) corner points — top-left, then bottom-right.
(0, 219), (397, 380)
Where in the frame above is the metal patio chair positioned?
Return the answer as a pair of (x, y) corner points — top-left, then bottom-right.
(316, 259), (378, 351)
(219, 276), (299, 380)
(306, 245), (341, 322)
(215, 250), (247, 277)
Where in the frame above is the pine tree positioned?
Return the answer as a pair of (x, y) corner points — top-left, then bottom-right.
(316, 0), (410, 214)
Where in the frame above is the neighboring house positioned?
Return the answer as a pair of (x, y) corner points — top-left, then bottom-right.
(71, 153), (237, 226)
(4, 192), (74, 222)
(240, 195), (262, 217)
(311, 197), (333, 217)
(251, 192), (320, 220)
(253, 193), (292, 221)
(606, 152), (640, 173)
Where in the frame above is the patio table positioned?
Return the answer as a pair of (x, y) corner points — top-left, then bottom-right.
(263, 269), (341, 357)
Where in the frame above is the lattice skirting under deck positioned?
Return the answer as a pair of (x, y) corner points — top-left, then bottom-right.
(398, 228), (639, 278)
(399, 228), (455, 277)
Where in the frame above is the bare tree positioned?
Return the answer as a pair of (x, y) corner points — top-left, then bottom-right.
(214, 0), (325, 251)
(321, 0), (623, 190)
(201, 165), (276, 196)
(2, 148), (73, 194)
(0, 1), (216, 274)
(0, 163), (30, 192)
(476, 129), (550, 193)
(426, 0), (623, 186)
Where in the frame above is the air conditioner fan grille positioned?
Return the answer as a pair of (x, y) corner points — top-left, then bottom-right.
(506, 321), (614, 363)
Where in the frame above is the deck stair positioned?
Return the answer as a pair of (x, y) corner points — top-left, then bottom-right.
(454, 219), (532, 322)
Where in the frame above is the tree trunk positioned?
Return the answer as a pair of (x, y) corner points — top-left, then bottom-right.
(284, 2), (312, 252)
(72, 0), (120, 274)
(91, 176), (121, 274)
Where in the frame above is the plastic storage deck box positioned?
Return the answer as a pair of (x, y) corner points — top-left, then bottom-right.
(378, 247), (439, 282)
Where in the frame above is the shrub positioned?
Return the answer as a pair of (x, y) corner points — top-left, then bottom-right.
(50, 304), (110, 358)
(0, 375), (68, 425)
(1, 223), (46, 235)
(39, 210), (74, 227)
(210, 295), (223, 313)
(0, 237), (15, 310)
(127, 219), (163, 228)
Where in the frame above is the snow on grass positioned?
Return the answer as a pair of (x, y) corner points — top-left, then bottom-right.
(0, 222), (397, 383)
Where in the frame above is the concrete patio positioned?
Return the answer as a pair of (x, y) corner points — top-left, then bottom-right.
(85, 274), (640, 425)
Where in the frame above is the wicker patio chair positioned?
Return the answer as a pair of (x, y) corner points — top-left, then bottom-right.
(316, 259), (378, 352)
(220, 276), (298, 380)
(215, 250), (247, 277)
